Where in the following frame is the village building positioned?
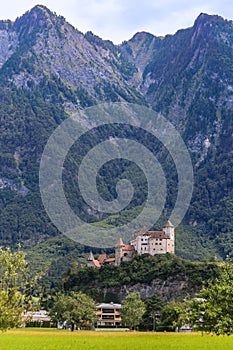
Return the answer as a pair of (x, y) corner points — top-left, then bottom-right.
(22, 310), (51, 327)
(87, 221), (175, 267)
(96, 302), (122, 327)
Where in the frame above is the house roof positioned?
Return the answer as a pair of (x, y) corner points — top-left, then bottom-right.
(134, 226), (147, 236)
(148, 231), (170, 239)
(104, 258), (115, 263)
(96, 303), (122, 309)
(123, 244), (135, 251)
(92, 259), (101, 268)
(98, 253), (107, 265)
(22, 310), (51, 322)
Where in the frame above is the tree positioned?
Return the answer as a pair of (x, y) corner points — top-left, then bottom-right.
(49, 292), (97, 329)
(182, 260), (233, 335)
(0, 246), (32, 330)
(158, 301), (183, 331)
(121, 292), (146, 330)
(140, 293), (164, 331)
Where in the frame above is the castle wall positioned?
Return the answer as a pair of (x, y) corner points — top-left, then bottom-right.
(148, 237), (169, 255)
(130, 235), (149, 255)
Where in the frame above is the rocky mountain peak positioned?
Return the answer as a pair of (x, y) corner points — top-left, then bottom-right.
(16, 4), (54, 24)
(194, 12), (224, 27)
(129, 31), (155, 42)
(192, 13), (233, 43)
(13, 4), (60, 42)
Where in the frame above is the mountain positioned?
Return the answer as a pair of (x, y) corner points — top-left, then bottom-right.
(0, 5), (142, 102)
(0, 5), (232, 271)
(0, 5), (144, 247)
(121, 14), (233, 149)
(121, 13), (233, 258)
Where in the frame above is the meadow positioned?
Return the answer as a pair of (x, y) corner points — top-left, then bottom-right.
(0, 329), (233, 350)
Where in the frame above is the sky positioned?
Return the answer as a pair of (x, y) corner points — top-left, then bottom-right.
(0, 0), (232, 44)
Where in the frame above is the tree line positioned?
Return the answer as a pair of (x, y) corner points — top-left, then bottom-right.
(1, 246), (233, 335)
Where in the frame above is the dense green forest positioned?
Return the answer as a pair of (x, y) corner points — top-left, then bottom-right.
(60, 254), (220, 303)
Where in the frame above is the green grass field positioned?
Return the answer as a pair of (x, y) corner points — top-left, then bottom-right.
(0, 329), (233, 350)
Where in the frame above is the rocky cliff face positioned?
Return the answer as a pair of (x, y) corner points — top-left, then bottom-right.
(0, 22), (18, 68)
(102, 274), (194, 302)
(121, 14), (233, 147)
(1, 6), (141, 103)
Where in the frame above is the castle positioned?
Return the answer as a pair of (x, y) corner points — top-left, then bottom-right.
(87, 220), (175, 267)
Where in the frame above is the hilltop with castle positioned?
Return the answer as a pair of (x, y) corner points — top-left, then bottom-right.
(87, 220), (175, 268)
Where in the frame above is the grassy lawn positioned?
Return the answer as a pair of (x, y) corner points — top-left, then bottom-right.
(0, 329), (233, 350)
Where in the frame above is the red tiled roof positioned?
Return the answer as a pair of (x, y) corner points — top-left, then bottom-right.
(104, 258), (115, 263)
(148, 231), (170, 239)
(93, 260), (101, 268)
(98, 254), (107, 265)
(134, 226), (147, 235)
(123, 244), (135, 251)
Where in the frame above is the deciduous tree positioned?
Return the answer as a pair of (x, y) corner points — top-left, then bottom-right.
(0, 246), (31, 330)
(121, 292), (146, 330)
(182, 260), (233, 335)
(49, 291), (97, 329)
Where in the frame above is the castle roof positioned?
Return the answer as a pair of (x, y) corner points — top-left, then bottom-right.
(148, 231), (170, 239)
(104, 258), (116, 263)
(163, 220), (174, 228)
(123, 244), (135, 251)
(87, 251), (94, 261)
(115, 238), (124, 247)
(98, 253), (107, 265)
(88, 251), (101, 267)
(134, 226), (147, 236)
(92, 259), (101, 268)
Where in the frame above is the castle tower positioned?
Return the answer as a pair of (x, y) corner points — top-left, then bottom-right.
(115, 238), (124, 266)
(87, 250), (94, 267)
(163, 220), (174, 238)
(163, 220), (175, 254)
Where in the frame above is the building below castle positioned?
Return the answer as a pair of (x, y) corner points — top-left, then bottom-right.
(87, 221), (175, 268)
(96, 302), (122, 327)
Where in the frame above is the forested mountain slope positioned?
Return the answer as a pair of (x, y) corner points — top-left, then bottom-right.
(0, 6), (232, 265)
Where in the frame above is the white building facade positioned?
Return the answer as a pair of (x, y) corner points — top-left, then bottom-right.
(130, 221), (175, 255)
